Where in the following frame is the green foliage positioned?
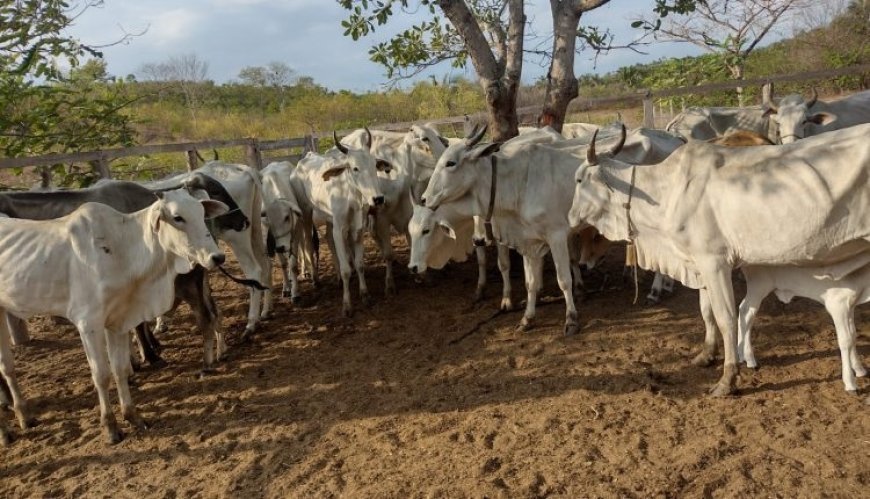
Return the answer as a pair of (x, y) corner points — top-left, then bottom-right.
(0, 0), (136, 186)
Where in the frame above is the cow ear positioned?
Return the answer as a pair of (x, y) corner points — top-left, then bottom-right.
(438, 136), (450, 148)
(322, 166), (348, 181)
(201, 199), (229, 219)
(807, 112), (835, 125)
(468, 142), (501, 160)
(280, 198), (303, 217)
(437, 220), (457, 239)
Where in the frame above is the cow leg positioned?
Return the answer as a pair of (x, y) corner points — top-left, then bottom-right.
(518, 255), (544, 332)
(549, 235), (579, 336)
(223, 230), (267, 336)
(496, 243), (513, 311)
(473, 245), (487, 302)
(278, 252), (300, 303)
(7, 315), (29, 346)
(824, 294), (860, 393)
(76, 325), (121, 444)
(0, 376), (10, 408)
(571, 261), (585, 299)
(261, 253), (276, 319)
(106, 330), (147, 432)
(352, 229), (371, 306)
(0, 315), (33, 430)
(152, 316), (168, 339)
(700, 265), (740, 397)
(647, 272), (665, 304)
(325, 223), (342, 286)
(736, 277), (771, 369)
(134, 323), (165, 367)
(374, 215), (396, 296)
(331, 224), (354, 318)
(691, 289), (720, 367)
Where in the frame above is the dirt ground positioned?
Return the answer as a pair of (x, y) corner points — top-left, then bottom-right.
(1, 235), (868, 498)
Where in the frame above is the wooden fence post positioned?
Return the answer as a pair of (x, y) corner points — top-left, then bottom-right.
(38, 166), (51, 190)
(642, 91), (655, 129)
(761, 81), (774, 105)
(95, 153), (112, 179)
(186, 149), (199, 171)
(245, 139), (262, 170)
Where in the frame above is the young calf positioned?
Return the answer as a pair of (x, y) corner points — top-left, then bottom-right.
(737, 257), (870, 392)
(0, 190), (227, 445)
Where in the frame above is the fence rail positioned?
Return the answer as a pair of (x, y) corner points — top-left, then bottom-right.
(1, 64), (867, 185)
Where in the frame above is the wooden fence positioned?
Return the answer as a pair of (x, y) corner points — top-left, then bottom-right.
(1, 63), (867, 186)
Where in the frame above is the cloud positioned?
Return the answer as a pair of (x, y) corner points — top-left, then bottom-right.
(145, 8), (201, 47)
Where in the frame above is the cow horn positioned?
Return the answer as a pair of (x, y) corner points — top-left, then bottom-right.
(608, 124), (627, 156)
(464, 123), (480, 141)
(363, 126), (373, 150)
(195, 150), (205, 162)
(587, 129), (599, 165)
(466, 124), (487, 147)
(334, 131), (349, 154)
(807, 87), (818, 108)
(212, 149), (219, 161)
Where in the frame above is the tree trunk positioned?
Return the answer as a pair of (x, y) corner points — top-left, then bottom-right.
(539, 4), (583, 132)
(483, 78), (519, 142)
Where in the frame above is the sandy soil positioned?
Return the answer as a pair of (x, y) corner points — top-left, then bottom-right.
(1, 236), (868, 498)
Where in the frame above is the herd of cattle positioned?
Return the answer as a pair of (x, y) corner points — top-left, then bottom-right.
(0, 87), (868, 446)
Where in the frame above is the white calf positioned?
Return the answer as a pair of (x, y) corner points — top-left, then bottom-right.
(737, 259), (870, 392)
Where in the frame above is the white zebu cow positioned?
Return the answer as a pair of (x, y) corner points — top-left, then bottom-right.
(291, 131), (385, 317)
(763, 88), (870, 144)
(145, 162), (270, 338)
(737, 256), (870, 392)
(568, 124), (870, 396)
(666, 106), (773, 142)
(260, 161), (306, 303)
(0, 190), (227, 445)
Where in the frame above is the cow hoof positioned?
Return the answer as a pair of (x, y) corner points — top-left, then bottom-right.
(708, 381), (736, 397)
(499, 298), (514, 312)
(645, 296), (660, 306)
(854, 366), (867, 378)
(16, 410), (35, 430)
(104, 426), (123, 445)
(0, 431), (11, 447)
(473, 289), (485, 303)
(564, 323), (580, 336)
(691, 351), (715, 367)
(199, 368), (217, 379)
(385, 284), (397, 297)
(361, 294), (372, 307)
(342, 306), (353, 319)
(149, 357), (168, 369)
(291, 296), (302, 305)
(846, 389), (859, 397)
(282, 289), (293, 298)
(517, 318), (532, 332)
(125, 413), (149, 432)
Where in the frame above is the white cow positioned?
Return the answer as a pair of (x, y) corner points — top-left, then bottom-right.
(737, 256), (870, 392)
(145, 161), (270, 338)
(0, 190), (227, 445)
(291, 130), (385, 317)
(763, 88), (870, 144)
(666, 106), (773, 142)
(569, 124), (870, 395)
(260, 161), (306, 304)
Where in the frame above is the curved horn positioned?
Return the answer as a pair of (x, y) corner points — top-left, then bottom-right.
(212, 149), (219, 161)
(587, 129), (599, 165)
(333, 131), (349, 154)
(466, 124), (487, 147)
(608, 124), (627, 156)
(363, 126), (373, 150)
(195, 150), (205, 162)
(807, 87), (818, 108)
(464, 123), (480, 141)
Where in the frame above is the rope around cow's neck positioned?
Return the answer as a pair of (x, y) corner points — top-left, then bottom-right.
(217, 264), (269, 291)
(624, 164), (640, 304)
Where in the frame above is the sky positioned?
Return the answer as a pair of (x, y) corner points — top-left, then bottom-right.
(63, 0), (778, 92)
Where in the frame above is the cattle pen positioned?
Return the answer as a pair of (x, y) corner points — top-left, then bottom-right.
(1, 65), (869, 497)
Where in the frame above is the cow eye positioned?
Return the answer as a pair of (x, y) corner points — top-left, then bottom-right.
(173, 215), (185, 223)
(353, 167), (359, 172)
(422, 229), (431, 235)
(445, 161), (456, 168)
(422, 137), (429, 142)
(285, 215), (291, 222)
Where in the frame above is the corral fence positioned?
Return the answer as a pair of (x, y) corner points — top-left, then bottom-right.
(0, 64), (867, 188)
